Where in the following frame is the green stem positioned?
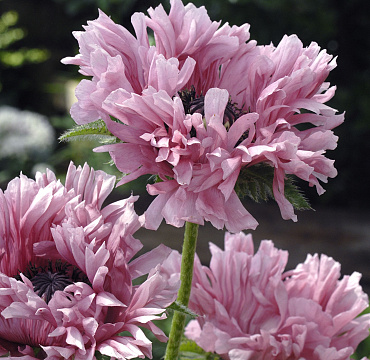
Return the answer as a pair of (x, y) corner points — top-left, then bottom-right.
(164, 221), (199, 360)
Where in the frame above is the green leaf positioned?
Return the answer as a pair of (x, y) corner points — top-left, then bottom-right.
(179, 339), (221, 360)
(95, 351), (111, 360)
(168, 301), (199, 318)
(284, 176), (312, 211)
(59, 119), (117, 144)
(235, 163), (311, 211)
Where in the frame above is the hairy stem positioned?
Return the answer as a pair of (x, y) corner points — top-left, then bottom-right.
(164, 221), (199, 360)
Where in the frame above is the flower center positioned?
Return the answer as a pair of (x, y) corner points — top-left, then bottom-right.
(31, 271), (73, 303)
(178, 86), (243, 132)
(19, 260), (90, 303)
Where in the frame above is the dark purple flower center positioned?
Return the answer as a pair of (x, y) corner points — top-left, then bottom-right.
(18, 260), (90, 303)
(31, 271), (73, 303)
(178, 86), (243, 133)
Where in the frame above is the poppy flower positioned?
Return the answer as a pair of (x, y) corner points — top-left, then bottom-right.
(163, 232), (370, 360)
(64, 0), (343, 232)
(0, 162), (179, 359)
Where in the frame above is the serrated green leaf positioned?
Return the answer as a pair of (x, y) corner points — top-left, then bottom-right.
(59, 119), (117, 144)
(180, 339), (206, 355)
(235, 163), (274, 203)
(168, 301), (198, 318)
(248, 180), (258, 202)
(179, 339), (221, 360)
(284, 176), (312, 211)
(235, 163), (311, 211)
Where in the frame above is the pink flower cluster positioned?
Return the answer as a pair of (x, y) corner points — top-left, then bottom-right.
(0, 162), (179, 359)
(161, 232), (370, 360)
(63, 0), (344, 233)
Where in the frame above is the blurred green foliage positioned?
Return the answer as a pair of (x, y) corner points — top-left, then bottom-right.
(0, 9), (49, 92)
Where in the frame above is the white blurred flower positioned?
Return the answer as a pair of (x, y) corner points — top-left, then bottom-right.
(0, 106), (54, 159)
(31, 162), (55, 176)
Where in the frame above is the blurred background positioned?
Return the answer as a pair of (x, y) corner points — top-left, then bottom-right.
(0, 0), (370, 358)
(0, 0), (369, 287)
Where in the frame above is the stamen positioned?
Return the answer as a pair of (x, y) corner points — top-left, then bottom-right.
(17, 260), (91, 303)
(188, 96), (205, 114)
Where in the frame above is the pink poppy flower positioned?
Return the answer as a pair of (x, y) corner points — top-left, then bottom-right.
(164, 232), (370, 360)
(64, 0), (343, 232)
(0, 163), (179, 359)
